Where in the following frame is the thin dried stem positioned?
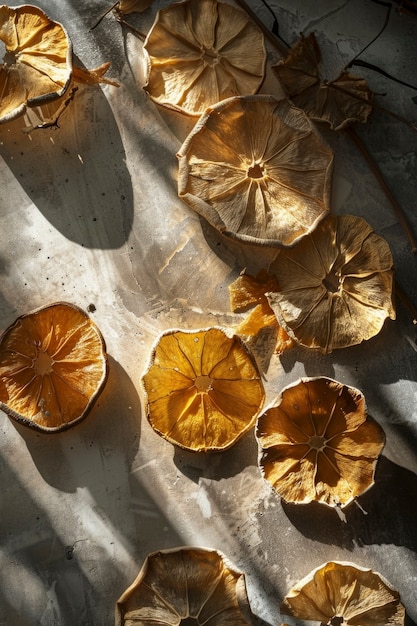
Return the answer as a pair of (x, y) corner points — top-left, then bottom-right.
(90, 1), (118, 30)
(346, 125), (417, 255)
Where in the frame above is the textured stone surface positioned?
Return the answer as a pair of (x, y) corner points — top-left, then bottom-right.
(0, 1), (416, 624)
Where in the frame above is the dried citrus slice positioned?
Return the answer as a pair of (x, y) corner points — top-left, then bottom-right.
(273, 32), (373, 130)
(229, 270), (294, 355)
(142, 327), (265, 452)
(0, 302), (108, 432)
(267, 213), (395, 353)
(0, 4), (72, 124)
(143, 0), (266, 116)
(281, 561), (405, 625)
(177, 95), (334, 247)
(116, 547), (252, 625)
(256, 377), (385, 508)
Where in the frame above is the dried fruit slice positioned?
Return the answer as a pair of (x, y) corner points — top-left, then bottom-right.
(256, 377), (385, 508)
(178, 95), (334, 247)
(0, 302), (108, 432)
(0, 4), (72, 123)
(267, 213), (395, 353)
(115, 547), (252, 625)
(273, 32), (373, 130)
(143, 0), (266, 115)
(142, 327), (265, 452)
(229, 270), (294, 355)
(281, 561), (405, 625)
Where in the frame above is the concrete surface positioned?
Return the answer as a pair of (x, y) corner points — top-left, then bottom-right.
(0, 0), (416, 624)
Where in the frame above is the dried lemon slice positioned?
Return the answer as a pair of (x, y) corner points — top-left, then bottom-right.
(115, 547), (252, 626)
(0, 302), (108, 432)
(229, 270), (294, 355)
(0, 4), (72, 124)
(281, 561), (405, 625)
(142, 327), (265, 452)
(256, 377), (385, 508)
(178, 95), (334, 247)
(273, 33), (373, 131)
(143, 0), (266, 116)
(267, 213), (395, 353)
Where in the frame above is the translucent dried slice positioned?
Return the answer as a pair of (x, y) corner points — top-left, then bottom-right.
(178, 95), (334, 247)
(0, 302), (108, 432)
(281, 561), (405, 625)
(229, 270), (294, 355)
(143, 0), (266, 115)
(142, 327), (265, 452)
(256, 377), (385, 508)
(273, 32), (373, 130)
(267, 213), (395, 353)
(0, 4), (72, 123)
(115, 547), (252, 626)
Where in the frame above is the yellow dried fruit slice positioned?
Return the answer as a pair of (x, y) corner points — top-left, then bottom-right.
(143, 0), (266, 116)
(273, 32), (373, 131)
(178, 95), (334, 247)
(0, 302), (108, 432)
(0, 4), (72, 123)
(267, 213), (395, 353)
(256, 377), (385, 508)
(115, 547), (252, 626)
(229, 270), (294, 355)
(142, 327), (265, 452)
(281, 561), (405, 625)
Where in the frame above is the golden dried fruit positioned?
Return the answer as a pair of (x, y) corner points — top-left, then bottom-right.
(229, 270), (293, 355)
(143, 0), (266, 116)
(142, 327), (265, 452)
(178, 95), (334, 247)
(0, 302), (108, 432)
(256, 377), (385, 508)
(273, 32), (373, 130)
(0, 4), (72, 123)
(115, 547), (252, 626)
(267, 213), (395, 353)
(281, 561), (405, 625)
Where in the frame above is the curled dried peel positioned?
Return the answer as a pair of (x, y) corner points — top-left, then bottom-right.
(0, 4), (72, 123)
(273, 32), (373, 130)
(281, 561), (405, 625)
(115, 547), (252, 626)
(229, 270), (294, 355)
(178, 95), (334, 247)
(0, 302), (108, 432)
(267, 213), (395, 353)
(143, 0), (266, 116)
(256, 377), (385, 508)
(142, 327), (265, 452)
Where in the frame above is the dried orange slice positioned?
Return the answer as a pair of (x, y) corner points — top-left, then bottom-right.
(178, 95), (334, 247)
(267, 213), (395, 353)
(0, 302), (108, 432)
(143, 0), (266, 116)
(115, 547), (252, 626)
(0, 4), (72, 124)
(142, 327), (265, 452)
(256, 377), (385, 508)
(229, 270), (294, 355)
(273, 33), (373, 131)
(281, 561), (405, 624)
